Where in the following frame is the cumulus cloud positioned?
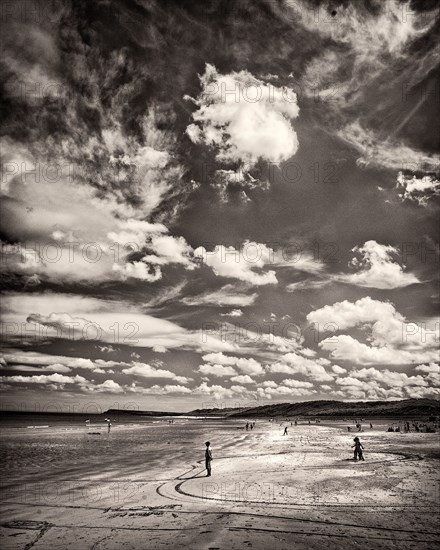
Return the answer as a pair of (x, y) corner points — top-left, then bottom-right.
(397, 172), (440, 206)
(112, 261), (162, 282)
(347, 367), (429, 388)
(198, 364), (237, 377)
(256, 383), (315, 399)
(195, 242), (277, 286)
(322, 332), (439, 366)
(288, 240), (420, 292)
(307, 296), (399, 331)
(121, 362), (190, 384)
(0, 373), (88, 390)
(186, 64), (299, 170)
(308, 297), (439, 365)
(231, 374), (255, 384)
(415, 362), (440, 375)
(194, 381), (248, 401)
(329, 363), (440, 400)
(129, 384), (193, 395)
(332, 365), (347, 375)
(340, 240), (420, 289)
(202, 352), (265, 376)
(1, 215), (197, 285)
(282, 378), (314, 389)
(268, 352), (334, 382)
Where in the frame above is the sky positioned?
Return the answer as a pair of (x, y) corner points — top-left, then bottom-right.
(0, 0), (439, 413)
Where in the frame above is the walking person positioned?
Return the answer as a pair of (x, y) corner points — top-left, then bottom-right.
(283, 426), (288, 435)
(205, 441), (213, 476)
(352, 437), (365, 461)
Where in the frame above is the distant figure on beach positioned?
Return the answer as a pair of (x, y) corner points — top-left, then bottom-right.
(250, 423), (253, 430)
(294, 420), (297, 426)
(246, 422), (249, 431)
(352, 437), (365, 461)
(308, 420), (311, 425)
(105, 418), (111, 432)
(283, 427), (288, 435)
(205, 441), (213, 476)
(370, 423), (373, 429)
(347, 426), (351, 432)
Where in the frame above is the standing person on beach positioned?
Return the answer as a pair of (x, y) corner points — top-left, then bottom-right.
(352, 437), (365, 461)
(205, 441), (213, 476)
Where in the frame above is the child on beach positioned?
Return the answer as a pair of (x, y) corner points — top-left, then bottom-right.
(205, 441), (213, 476)
(352, 437), (365, 461)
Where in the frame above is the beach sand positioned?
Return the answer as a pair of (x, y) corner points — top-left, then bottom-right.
(1, 418), (439, 549)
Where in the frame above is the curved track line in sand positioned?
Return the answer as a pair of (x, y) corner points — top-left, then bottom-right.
(156, 449), (431, 510)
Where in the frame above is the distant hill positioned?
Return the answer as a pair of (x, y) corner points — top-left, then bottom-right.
(188, 399), (440, 419)
(104, 409), (183, 417)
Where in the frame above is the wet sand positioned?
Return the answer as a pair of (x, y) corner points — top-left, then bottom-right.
(1, 419), (439, 549)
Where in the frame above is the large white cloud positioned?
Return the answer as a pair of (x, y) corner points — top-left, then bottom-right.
(195, 242), (277, 286)
(1, 216), (197, 284)
(186, 64), (299, 168)
(288, 240), (420, 291)
(322, 334), (437, 366)
(268, 352), (334, 382)
(121, 362), (190, 384)
(198, 364), (237, 377)
(202, 352), (265, 376)
(339, 240), (420, 289)
(308, 297), (439, 365)
(307, 296), (398, 330)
